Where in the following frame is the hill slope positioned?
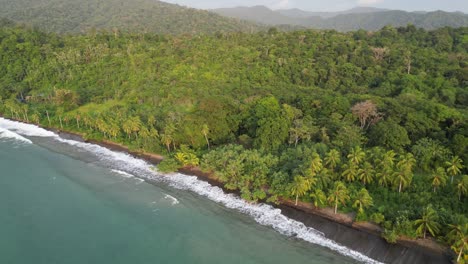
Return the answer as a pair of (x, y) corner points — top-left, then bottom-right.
(0, 0), (263, 34)
(212, 6), (468, 31)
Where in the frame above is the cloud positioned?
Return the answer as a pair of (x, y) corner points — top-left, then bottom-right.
(357, 0), (384, 5)
(271, 0), (290, 9)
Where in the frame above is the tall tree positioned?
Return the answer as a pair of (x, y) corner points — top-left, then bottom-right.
(414, 205), (440, 239)
(446, 156), (463, 184)
(290, 175), (311, 206)
(352, 188), (373, 214)
(328, 181), (350, 214)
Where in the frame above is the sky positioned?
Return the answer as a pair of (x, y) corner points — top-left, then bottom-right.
(163, 0), (468, 12)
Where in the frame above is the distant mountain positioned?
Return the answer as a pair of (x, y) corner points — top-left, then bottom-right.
(212, 6), (468, 31)
(0, 0), (263, 34)
(277, 7), (389, 19)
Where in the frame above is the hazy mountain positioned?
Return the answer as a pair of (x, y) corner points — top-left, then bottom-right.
(277, 7), (389, 19)
(212, 6), (468, 31)
(0, 0), (263, 34)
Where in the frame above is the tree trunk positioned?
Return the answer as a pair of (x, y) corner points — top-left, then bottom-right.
(423, 226), (426, 239)
(399, 181), (402, 193)
(76, 118), (80, 128)
(334, 201), (338, 214)
(59, 116), (63, 129)
(451, 175), (454, 184)
(204, 134), (210, 150)
(457, 243), (464, 262)
(295, 194), (299, 206)
(294, 137), (299, 148)
(46, 111), (51, 126)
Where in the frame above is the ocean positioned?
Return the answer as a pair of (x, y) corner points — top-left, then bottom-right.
(0, 118), (378, 264)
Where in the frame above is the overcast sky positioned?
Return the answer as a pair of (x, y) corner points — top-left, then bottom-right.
(163, 0), (468, 12)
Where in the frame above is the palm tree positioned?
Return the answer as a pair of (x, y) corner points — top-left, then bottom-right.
(376, 168), (393, 187)
(447, 222), (467, 263)
(160, 133), (173, 152)
(309, 152), (323, 177)
(353, 188), (373, 214)
(393, 156), (414, 193)
(342, 161), (358, 182)
(201, 124), (210, 150)
(325, 149), (341, 172)
(414, 205), (440, 239)
(347, 146), (366, 165)
(397, 153), (416, 174)
(456, 175), (468, 201)
(328, 181), (350, 214)
(310, 189), (327, 208)
(446, 156), (463, 184)
(431, 167), (448, 193)
(290, 176), (311, 206)
(358, 162), (374, 185)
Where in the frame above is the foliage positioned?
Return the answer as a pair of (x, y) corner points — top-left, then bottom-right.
(0, 24), (466, 257)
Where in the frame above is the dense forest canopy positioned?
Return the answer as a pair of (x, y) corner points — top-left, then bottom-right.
(0, 23), (467, 261)
(0, 0), (264, 34)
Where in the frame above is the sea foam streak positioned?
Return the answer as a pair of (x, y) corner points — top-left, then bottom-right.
(0, 118), (382, 264)
(112, 169), (136, 178)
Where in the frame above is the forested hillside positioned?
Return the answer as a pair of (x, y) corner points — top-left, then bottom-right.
(0, 24), (467, 261)
(213, 6), (468, 31)
(0, 0), (262, 34)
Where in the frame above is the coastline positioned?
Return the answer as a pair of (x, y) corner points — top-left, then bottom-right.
(2, 118), (453, 264)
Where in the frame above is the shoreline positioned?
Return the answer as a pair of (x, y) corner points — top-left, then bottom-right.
(2, 118), (453, 263)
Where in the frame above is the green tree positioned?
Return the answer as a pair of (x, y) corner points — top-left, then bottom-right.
(358, 162), (374, 185)
(446, 156), (463, 184)
(456, 175), (468, 201)
(325, 149), (341, 173)
(352, 188), (373, 214)
(447, 222), (467, 263)
(310, 189), (327, 208)
(414, 205), (440, 239)
(347, 146), (366, 165)
(328, 181), (350, 214)
(290, 175), (311, 206)
(431, 167), (448, 193)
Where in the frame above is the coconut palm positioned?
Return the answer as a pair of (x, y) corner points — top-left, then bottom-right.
(342, 161), (358, 182)
(325, 149), (341, 172)
(310, 189), (327, 208)
(328, 181), (350, 214)
(393, 164), (412, 193)
(456, 175), (468, 201)
(352, 188), (373, 214)
(309, 152), (323, 177)
(376, 168), (393, 187)
(290, 176), (311, 206)
(447, 222), (467, 263)
(414, 205), (440, 239)
(201, 124), (210, 150)
(358, 162), (374, 185)
(431, 167), (448, 193)
(347, 146), (366, 165)
(446, 156), (463, 184)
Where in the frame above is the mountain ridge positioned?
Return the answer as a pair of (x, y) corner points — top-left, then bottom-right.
(212, 5), (468, 31)
(0, 0), (264, 34)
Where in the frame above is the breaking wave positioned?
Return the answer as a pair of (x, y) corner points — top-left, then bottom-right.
(0, 127), (32, 144)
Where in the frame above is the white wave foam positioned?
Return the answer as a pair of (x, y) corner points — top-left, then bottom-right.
(0, 118), (381, 264)
(0, 127), (32, 144)
(111, 169), (135, 178)
(164, 194), (180, 205)
(0, 118), (57, 137)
